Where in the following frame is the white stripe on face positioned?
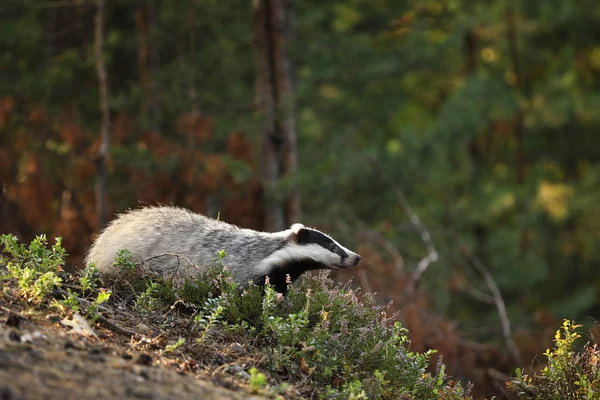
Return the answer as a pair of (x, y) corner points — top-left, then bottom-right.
(255, 243), (343, 275)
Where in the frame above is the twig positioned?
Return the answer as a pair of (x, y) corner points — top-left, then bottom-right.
(141, 253), (198, 270)
(96, 314), (139, 337)
(395, 188), (439, 294)
(56, 289), (138, 337)
(458, 282), (496, 305)
(455, 235), (522, 364)
(0, 305), (16, 316)
(56, 288), (110, 312)
(161, 299), (185, 319)
(141, 253), (202, 286)
(340, 206), (405, 274)
(470, 253), (522, 364)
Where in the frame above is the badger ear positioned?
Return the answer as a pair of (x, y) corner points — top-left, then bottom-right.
(291, 223), (304, 234)
(288, 223), (304, 243)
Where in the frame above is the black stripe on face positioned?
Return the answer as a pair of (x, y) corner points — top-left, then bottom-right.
(297, 228), (348, 259)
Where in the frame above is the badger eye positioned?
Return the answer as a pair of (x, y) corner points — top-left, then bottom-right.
(329, 243), (338, 252)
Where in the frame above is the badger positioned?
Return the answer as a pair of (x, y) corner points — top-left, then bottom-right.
(85, 206), (361, 293)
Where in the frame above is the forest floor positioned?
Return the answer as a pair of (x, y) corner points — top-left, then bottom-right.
(0, 289), (264, 400)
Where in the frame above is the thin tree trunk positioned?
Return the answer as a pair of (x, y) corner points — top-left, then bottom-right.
(135, 0), (161, 130)
(252, 0), (300, 231)
(94, 0), (110, 229)
(506, 1), (525, 184)
(146, 0), (161, 129)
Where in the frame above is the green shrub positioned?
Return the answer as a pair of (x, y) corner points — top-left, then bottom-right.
(124, 261), (471, 399)
(1, 234), (64, 303)
(506, 320), (600, 399)
(1, 236), (472, 399)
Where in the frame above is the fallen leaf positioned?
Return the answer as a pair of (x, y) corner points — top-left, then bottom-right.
(61, 313), (98, 339)
(300, 357), (316, 376)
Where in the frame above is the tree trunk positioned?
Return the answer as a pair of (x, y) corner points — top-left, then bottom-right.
(94, 0), (111, 229)
(252, 0), (300, 232)
(136, 0), (161, 130)
(506, 1), (525, 184)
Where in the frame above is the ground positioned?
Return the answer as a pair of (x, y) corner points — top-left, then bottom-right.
(0, 290), (264, 400)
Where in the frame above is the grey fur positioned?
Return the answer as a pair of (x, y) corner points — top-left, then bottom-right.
(85, 206), (361, 289)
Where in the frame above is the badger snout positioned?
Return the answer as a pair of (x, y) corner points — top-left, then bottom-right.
(341, 253), (361, 268)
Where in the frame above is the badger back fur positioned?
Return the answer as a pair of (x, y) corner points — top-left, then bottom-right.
(85, 206), (361, 293)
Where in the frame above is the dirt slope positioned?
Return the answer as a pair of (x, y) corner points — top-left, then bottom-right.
(0, 292), (262, 400)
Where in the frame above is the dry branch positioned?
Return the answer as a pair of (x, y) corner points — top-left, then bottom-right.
(469, 252), (522, 364)
(396, 189), (439, 294)
(455, 235), (522, 364)
(96, 314), (139, 337)
(340, 206), (405, 274)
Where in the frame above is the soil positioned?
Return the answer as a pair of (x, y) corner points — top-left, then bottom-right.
(0, 291), (264, 400)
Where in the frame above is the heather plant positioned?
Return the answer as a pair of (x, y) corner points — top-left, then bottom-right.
(150, 264), (471, 398)
(264, 272), (470, 399)
(194, 295), (226, 343)
(133, 281), (160, 311)
(107, 252), (471, 398)
(0, 235), (471, 398)
(506, 320), (600, 399)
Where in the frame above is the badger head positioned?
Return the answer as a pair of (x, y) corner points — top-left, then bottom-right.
(287, 223), (361, 270)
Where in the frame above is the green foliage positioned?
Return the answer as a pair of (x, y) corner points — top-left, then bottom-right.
(86, 289), (111, 322)
(1, 234), (64, 303)
(194, 296), (225, 343)
(292, 0), (600, 333)
(113, 250), (138, 273)
(126, 262), (471, 399)
(164, 338), (186, 353)
(134, 281), (162, 312)
(79, 265), (101, 295)
(507, 320), (600, 399)
(249, 367), (268, 394)
(61, 288), (80, 313)
(3, 2), (600, 395)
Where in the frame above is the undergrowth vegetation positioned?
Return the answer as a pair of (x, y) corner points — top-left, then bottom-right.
(506, 320), (600, 399)
(3, 234), (599, 399)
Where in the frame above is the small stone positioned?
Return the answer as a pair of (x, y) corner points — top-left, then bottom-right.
(29, 349), (45, 361)
(46, 314), (61, 323)
(227, 365), (250, 380)
(135, 323), (152, 336)
(19, 333), (32, 343)
(230, 342), (244, 354)
(32, 331), (45, 340)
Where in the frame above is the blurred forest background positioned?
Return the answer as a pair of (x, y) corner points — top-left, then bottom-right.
(1, 0), (600, 396)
